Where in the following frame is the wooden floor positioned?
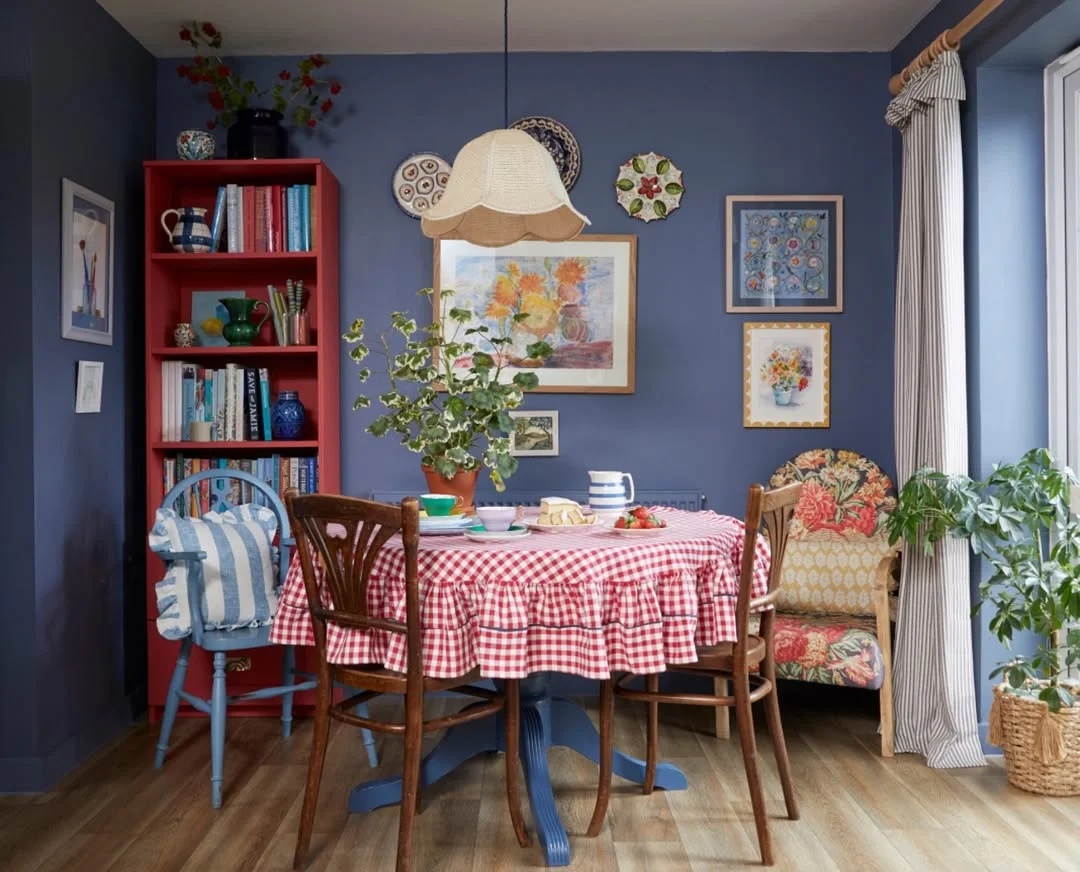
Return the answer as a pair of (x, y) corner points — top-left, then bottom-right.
(3, 689), (1080, 872)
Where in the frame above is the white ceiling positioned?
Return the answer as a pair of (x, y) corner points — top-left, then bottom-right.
(98, 0), (940, 57)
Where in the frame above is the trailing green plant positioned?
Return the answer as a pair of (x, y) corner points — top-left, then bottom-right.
(887, 448), (1080, 711)
(343, 288), (552, 490)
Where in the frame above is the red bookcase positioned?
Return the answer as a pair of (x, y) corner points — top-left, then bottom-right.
(143, 159), (340, 721)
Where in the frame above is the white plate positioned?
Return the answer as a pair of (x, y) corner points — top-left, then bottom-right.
(524, 519), (597, 532)
(609, 525), (668, 537)
(419, 526), (469, 537)
(463, 525), (531, 542)
(420, 514), (473, 529)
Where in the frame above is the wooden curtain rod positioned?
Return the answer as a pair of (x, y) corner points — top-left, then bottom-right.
(888, 0), (1006, 95)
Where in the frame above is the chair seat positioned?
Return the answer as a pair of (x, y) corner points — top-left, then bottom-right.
(769, 614), (885, 689)
(332, 663), (486, 694)
(197, 623), (275, 651)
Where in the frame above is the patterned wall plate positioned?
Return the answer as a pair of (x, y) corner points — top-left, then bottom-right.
(615, 152), (684, 222)
(510, 116), (581, 191)
(392, 152), (452, 219)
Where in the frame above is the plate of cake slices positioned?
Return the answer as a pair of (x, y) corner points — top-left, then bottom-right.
(523, 497), (597, 531)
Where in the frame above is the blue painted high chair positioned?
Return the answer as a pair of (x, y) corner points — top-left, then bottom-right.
(152, 469), (378, 807)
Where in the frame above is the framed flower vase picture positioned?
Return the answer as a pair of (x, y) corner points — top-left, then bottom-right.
(744, 322), (830, 428)
(434, 236), (637, 393)
(61, 179), (115, 345)
(726, 195), (842, 313)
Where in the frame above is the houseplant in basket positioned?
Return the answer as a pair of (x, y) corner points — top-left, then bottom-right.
(888, 448), (1080, 795)
(176, 21), (342, 158)
(343, 288), (551, 511)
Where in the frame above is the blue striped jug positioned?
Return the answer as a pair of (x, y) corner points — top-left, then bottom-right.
(588, 470), (635, 526)
(161, 206), (212, 253)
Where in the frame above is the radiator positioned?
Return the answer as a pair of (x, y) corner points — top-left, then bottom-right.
(371, 488), (706, 512)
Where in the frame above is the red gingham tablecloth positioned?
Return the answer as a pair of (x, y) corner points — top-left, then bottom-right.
(269, 508), (770, 679)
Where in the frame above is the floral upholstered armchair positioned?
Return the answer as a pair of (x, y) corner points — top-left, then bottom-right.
(755, 449), (900, 755)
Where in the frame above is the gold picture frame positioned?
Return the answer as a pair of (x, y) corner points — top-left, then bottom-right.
(433, 235), (637, 394)
(726, 195), (843, 314)
(744, 322), (831, 428)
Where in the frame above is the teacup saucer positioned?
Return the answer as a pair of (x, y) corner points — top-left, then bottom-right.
(463, 524), (530, 542)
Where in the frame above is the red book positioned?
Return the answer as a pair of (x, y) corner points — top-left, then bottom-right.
(262, 186), (273, 252)
(254, 186), (266, 252)
(243, 186), (255, 253)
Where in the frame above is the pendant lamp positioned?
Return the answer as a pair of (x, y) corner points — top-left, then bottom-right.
(421, 1), (590, 247)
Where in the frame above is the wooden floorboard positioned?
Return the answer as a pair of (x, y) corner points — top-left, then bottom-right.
(3, 691), (1080, 871)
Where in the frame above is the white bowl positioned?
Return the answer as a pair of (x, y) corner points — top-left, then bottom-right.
(475, 506), (517, 532)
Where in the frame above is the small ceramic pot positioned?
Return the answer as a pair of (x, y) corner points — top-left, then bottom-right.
(176, 129), (215, 160)
(271, 391), (306, 440)
(173, 322), (196, 347)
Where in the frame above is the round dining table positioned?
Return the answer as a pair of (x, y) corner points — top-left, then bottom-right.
(270, 507), (770, 867)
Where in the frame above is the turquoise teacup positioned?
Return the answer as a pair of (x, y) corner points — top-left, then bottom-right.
(420, 493), (461, 516)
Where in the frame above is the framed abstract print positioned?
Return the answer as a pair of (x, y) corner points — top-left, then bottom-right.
(744, 322), (830, 428)
(61, 179), (115, 344)
(726, 195), (843, 313)
(434, 236), (637, 393)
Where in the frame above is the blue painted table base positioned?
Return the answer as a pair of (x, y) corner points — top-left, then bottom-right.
(346, 674), (687, 867)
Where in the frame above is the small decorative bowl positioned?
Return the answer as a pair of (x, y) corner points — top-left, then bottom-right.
(177, 129), (215, 161)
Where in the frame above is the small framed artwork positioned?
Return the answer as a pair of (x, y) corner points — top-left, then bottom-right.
(744, 322), (830, 428)
(508, 410), (560, 456)
(726, 195), (843, 313)
(190, 289), (247, 346)
(434, 236), (637, 393)
(62, 179), (115, 345)
(75, 360), (104, 413)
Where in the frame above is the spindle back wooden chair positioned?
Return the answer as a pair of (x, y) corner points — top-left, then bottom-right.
(588, 482), (802, 866)
(286, 491), (528, 872)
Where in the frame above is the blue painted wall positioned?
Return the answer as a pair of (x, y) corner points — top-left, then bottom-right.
(0, 0), (155, 793)
(156, 51), (897, 514)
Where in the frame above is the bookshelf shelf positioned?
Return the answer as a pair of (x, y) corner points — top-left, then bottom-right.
(151, 345), (318, 359)
(144, 158), (340, 722)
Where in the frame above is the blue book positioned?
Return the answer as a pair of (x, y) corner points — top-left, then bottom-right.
(307, 456), (316, 493)
(271, 453), (280, 496)
(258, 367), (272, 440)
(209, 186), (227, 251)
(300, 185), (311, 251)
(287, 187), (302, 251)
(181, 364), (196, 441)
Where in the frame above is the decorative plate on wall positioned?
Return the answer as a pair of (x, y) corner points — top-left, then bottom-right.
(510, 116), (581, 191)
(392, 152), (452, 219)
(615, 152), (684, 222)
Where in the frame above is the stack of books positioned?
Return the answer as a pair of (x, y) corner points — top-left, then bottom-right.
(164, 455), (319, 516)
(161, 361), (285, 442)
(206, 183), (317, 253)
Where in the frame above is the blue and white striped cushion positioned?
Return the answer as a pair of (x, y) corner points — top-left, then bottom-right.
(149, 504), (279, 640)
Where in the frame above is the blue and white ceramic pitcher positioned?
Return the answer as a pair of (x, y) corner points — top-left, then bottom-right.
(588, 470), (635, 525)
(161, 206), (213, 253)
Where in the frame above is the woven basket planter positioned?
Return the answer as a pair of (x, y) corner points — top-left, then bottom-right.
(990, 683), (1080, 796)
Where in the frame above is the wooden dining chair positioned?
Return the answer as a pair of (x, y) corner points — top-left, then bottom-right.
(588, 482), (802, 866)
(286, 491), (529, 872)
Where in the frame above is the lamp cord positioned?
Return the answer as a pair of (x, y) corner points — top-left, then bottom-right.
(503, 0), (509, 128)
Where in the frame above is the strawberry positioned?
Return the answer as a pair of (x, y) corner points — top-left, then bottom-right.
(628, 518), (643, 529)
(632, 506), (650, 521)
(614, 517), (627, 529)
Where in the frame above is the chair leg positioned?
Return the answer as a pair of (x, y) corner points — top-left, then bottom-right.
(395, 687), (424, 872)
(735, 674), (772, 866)
(281, 645), (296, 738)
(210, 651), (227, 809)
(714, 677), (731, 739)
(504, 680), (530, 848)
(761, 676), (798, 820)
(155, 637), (193, 768)
(880, 685), (895, 759)
(294, 672), (332, 870)
(355, 702), (379, 768)
(643, 673), (659, 795)
(586, 678), (614, 837)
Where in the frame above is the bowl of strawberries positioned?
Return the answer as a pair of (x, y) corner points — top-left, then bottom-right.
(612, 506), (668, 535)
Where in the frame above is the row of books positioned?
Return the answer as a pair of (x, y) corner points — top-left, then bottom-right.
(207, 184), (317, 254)
(161, 361), (290, 442)
(164, 455), (319, 517)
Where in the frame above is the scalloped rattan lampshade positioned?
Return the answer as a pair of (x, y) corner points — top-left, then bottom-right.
(421, 129), (590, 247)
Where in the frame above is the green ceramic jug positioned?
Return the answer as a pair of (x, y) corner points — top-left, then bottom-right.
(220, 297), (270, 346)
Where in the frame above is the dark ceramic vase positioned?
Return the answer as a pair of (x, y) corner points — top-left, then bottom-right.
(271, 391), (306, 440)
(227, 108), (288, 159)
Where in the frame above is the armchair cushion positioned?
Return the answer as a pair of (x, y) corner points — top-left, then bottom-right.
(775, 532), (897, 617)
(769, 615), (886, 689)
(150, 504), (279, 639)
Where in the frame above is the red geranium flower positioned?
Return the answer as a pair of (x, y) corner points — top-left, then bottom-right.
(637, 176), (662, 200)
(307, 118), (317, 128)
(179, 27), (192, 42)
(207, 120), (216, 130)
(279, 70), (291, 81)
(207, 90), (225, 110)
(217, 65), (231, 78)
(176, 63), (190, 78)
(320, 99), (333, 113)
(302, 75), (316, 88)
(201, 22), (217, 37)
(310, 53), (327, 67)
(329, 81), (342, 95)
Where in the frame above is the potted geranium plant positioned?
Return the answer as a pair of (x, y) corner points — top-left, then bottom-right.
(343, 288), (552, 510)
(888, 448), (1080, 795)
(176, 21), (342, 158)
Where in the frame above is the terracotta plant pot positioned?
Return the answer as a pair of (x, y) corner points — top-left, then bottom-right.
(421, 464), (479, 514)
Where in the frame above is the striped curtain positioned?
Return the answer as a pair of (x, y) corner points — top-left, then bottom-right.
(885, 52), (985, 768)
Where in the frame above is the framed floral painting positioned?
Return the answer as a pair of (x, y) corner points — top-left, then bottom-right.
(726, 195), (842, 313)
(434, 236), (636, 393)
(744, 322), (830, 428)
